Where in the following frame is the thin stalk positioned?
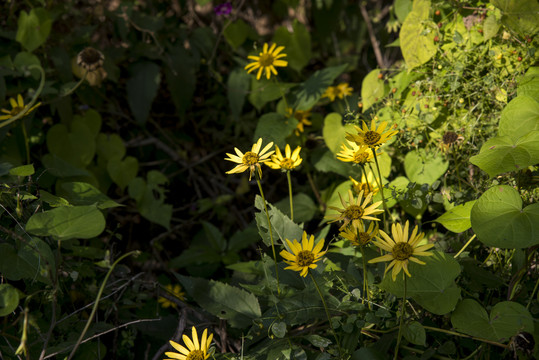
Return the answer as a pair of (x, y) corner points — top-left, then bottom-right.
(309, 271), (342, 359)
(422, 326), (509, 348)
(60, 71), (87, 97)
(359, 243), (371, 309)
(453, 234), (476, 258)
(394, 275), (407, 360)
(371, 152), (388, 228)
(21, 120), (30, 164)
(527, 275), (539, 310)
(256, 175), (281, 294)
(286, 171), (294, 221)
(67, 251), (140, 360)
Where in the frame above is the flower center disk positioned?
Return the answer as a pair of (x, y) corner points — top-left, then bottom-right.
(259, 53), (275, 67)
(242, 151), (259, 166)
(297, 250), (314, 267)
(353, 152), (369, 163)
(186, 350), (205, 360)
(343, 205), (364, 220)
(392, 242), (414, 261)
(364, 131), (381, 145)
(280, 158), (294, 170)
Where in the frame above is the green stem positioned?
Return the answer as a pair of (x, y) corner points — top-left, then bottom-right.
(422, 326), (508, 348)
(286, 171), (294, 221)
(256, 175), (281, 294)
(61, 71), (88, 97)
(372, 151), (388, 228)
(0, 64), (45, 130)
(359, 244), (371, 309)
(527, 274), (539, 310)
(394, 275), (406, 360)
(21, 120), (30, 164)
(67, 251), (140, 360)
(309, 271), (342, 359)
(273, 76), (289, 110)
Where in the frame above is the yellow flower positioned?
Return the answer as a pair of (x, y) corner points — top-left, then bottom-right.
(165, 326), (214, 360)
(335, 83), (353, 98)
(350, 172), (379, 197)
(286, 107), (312, 135)
(322, 86), (338, 101)
(336, 141), (374, 164)
(158, 284), (186, 309)
(0, 94), (41, 121)
(280, 231), (327, 277)
(225, 138), (274, 180)
(326, 189), (383, 231)
(340, 221), (379, 247)
(368, 221), (435, 281)
(266, 144), (302, 171)
(345, 120), (398, 148)
(245, 43), (288, 80)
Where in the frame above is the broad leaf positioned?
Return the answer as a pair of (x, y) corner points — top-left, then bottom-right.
(434, 200), (476, 233)
(322, 113), (356, 154)
(127, 62), (161, 124)
(253, 112), (297, 149)
(0, 284), (19, 317)
(399, 0), (437, 70)
(16, 8), (52, 52)
(294, 64), (348, 110)
(404, 149), (448, 185)
(361, 69), (386, 112)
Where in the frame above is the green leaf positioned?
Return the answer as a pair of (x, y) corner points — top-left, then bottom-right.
(361, 69), (386, 112)
(59, 182), (121, 209)
(312, 149), (359, 177)
(404, 148), (448, 185)
(15, 8), (52, 52)
(322, 113), (356, 154)
(379, 252), (461, 314)
(254, 195), (303, 248)
(96, 133), (126, 161)
(127, 62), (161, 124)
(201, 221), (227, 252)
(483, 15), (500, 41)
(517, 67), (539, 99)
(128, 171), (172, 229)
(491, 0), (539, 36)
(175, 274), (261, 328)
(26, 205), (106, 240)
(394, 0), (413, 23)
(400, 0), (437, 70)
(47, 123), (96, 168)
(471, 185), (539, 249)
(253, 112), (297, 149)
(294, 64), (348, 110)
(304, 335), (332, 348)
(108, 156), (139, 191)
(451, 299), (534, 342)
(434, 200), (476, 233)
(275, 193), (317, 223)
(248, 80), (296, 110)
(39, 190), (71, 207)
(9, 164), (34, 176)
(227, 68), (251, 119)
(73, 109), (102, 139)
(273, 20), (312, 72)
(469, 132), (539, 177)
(499, 96), (539, 141)
(13, 52), (41, 79)
(403, 321), (426, 346)
(41, 154), (90, 178)
(271, 322), (287, 338)
(18, 237), (55, 284)
(0, 284), (19, 317)
(223, 19), (252, 49)
(165, 46), (196, 116)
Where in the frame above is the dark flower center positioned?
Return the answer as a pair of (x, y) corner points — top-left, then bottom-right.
(353, 151), (370, 164)
(392, 242), (414, 261)
(442, 131), (459, 145)
(297, 250), (314, 267)
(242, 151), (259, 166)
(343, 205), (364, 220)
(259, 53), (275, 67)
(186, 350), (205, 360)
(77, 47), (104, 71)
(358, 232), (372, 245)
(364, 131), (381, 145)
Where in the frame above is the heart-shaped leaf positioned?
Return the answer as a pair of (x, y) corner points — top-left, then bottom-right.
(47, 123), (96, 168)
(0, 284), (19, 317)
(451, 299), (534, 342)
(96, 133), (126, 162)
(434, 200), (476, 233)
(108, 156), (139, 191)
(361, 69), (386, 112)
(322, 113), (356, 154)
(15, 8), (52, 52)
(404, 149), (448, 185)
(471, 185), (539, 248)
(498, 95), (539, 141)
(400, 0), (437, 70)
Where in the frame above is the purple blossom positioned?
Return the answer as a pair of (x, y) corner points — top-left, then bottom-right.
(214, 2), (232, 16)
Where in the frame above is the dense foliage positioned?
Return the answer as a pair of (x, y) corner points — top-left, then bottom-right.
(0, 0), (538, 359)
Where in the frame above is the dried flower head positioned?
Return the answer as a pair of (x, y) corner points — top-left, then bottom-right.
(77, 47), (105, 72)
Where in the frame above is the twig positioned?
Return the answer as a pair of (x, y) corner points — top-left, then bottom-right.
(151, 308), (187, 360)
(359, 3), (386, 69)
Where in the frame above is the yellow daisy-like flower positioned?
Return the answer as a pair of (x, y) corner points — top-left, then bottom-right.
(225, 138), (274, 181)
(368, 221), (435, 281)
(322, 86), (338, 102)
(245, 43), (288, 80)
(326, 189), (383, 231)
(335, 83), (353, 99)
(350, 172), (379, 197)
(286, 107), (312, 136)
(336, 140), (374, 164)
(0, 94), (41, 121)
(158, 284), (186, 309)
(266, 144), (302, 171)
(165, 326), (214, 360)
(340, 221), (379, 247)
(345, 121), (398, 148)
(280, 232), (327, 277)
